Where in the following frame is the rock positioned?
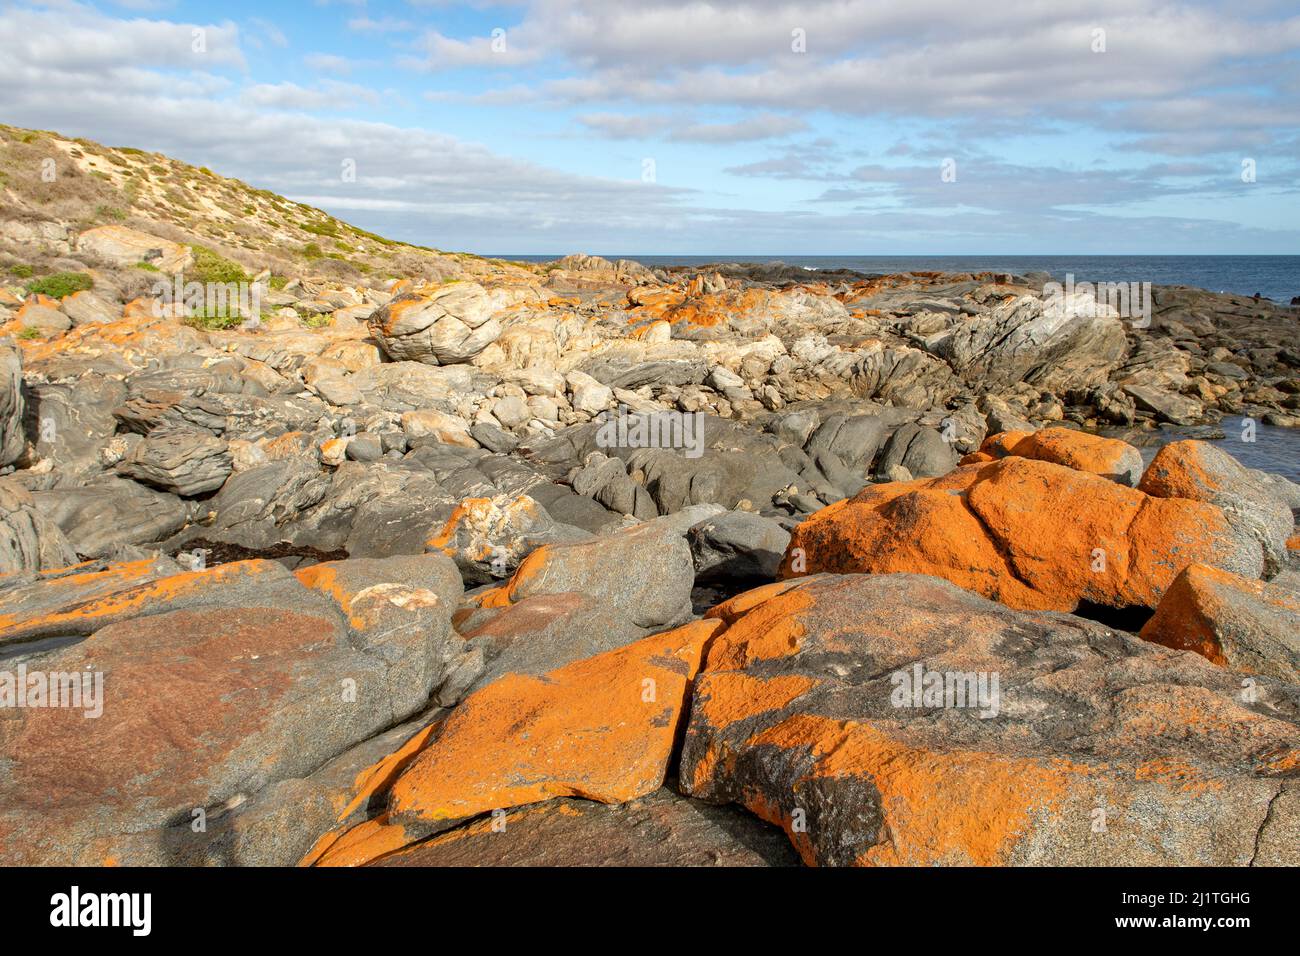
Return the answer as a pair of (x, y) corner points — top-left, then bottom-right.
(1139, 440), (1293, 576)
(980, 427), (1144, 485)
(60, 290), (117, 326)
(490, 516), (696, 628)
(305, 619), (721, 865)
(874, 422), (958, 479)
(401, 409), (476, 449)
(426, 494), (586, 585)
(782, 455), (1263, 612)
(492, 395), (530, 429)
(15, 303), (70, 335)
(31, 478), (188, 558)
(1123, 384), (1204, 425)
(468, 422), (518, 454)
(367, 283), (501, 364)
(681, 572), (1300, 866)
(116, 428), (233, 495)
(0, 345), (24, 467)
(0, 552), (461, 866)
(688, 510), (791, 584)
(0, 481), (77, 574)
(454, 590), (650, 699)
(566, 370), (614, 416)
(373, 786), (799, 867)
(924, 291), (1127, 391)
(1140, 563), (1300, 683)
(76, 225), (191, 272)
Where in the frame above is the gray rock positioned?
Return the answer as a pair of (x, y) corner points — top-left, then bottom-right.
(689, 510), (791, 583)
(116, 428), (233, 495)
(0, 345), (25, 467)
(0, 480), (77, 574)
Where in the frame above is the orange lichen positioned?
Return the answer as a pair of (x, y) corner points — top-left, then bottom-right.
(386, 619), (722, 826)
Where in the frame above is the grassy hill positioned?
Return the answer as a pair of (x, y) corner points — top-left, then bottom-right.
(0, 124), (532, 293)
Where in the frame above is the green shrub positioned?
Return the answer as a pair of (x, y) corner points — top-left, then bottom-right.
(25, 271), (93, 298)
(96, 204), (127, 222)
(133, 262), (160, 273)
(10, 264), (33, 279)
(303, 242), (323, 259)
(188, 245), (248, 284)
(301, 221), (338, 237)
(184, 310), (247, 331)
(18, 326), (42, 340)
(303, 313), (332, 329)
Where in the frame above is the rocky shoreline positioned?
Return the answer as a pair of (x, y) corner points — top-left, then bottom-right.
(2, 182), (1299, 864)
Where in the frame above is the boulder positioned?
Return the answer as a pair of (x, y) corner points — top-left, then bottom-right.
(304, 619), (721, 865)
(689, 510), (791, 584)
(367, 283), (500, 365)
(681, 573), (1300, 866)
(31, 478), (188, 558)
(1140, 563), (1300, 683)
(1139, 440), (1293, 576)
(452, 590), (650, 701)
(0, 552), (461, 866)
(491, 516), (696, 628)
(425, 494), (587, 584)
(116, 428), (233, 495)
(874, 422), (958, 480)
(0, 345), (25, 467)
(0, 481), (78, 574)
(782, 455), (1263, 612)
(979, 427), (1144, 486)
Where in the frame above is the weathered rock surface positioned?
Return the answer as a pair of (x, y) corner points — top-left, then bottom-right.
(374, 786), (799, 867)
(0, 551), (462, 866)
(0, 344), (24, 467)
(783, 446), (1263, 612)
(681, 573), (1300, 866)
(368, 283), (500, 365)
(1139, 439), (1294, 576)
(1141, 563), (1300, 683)
(116, 428), (233, 496)
(305, 620), (721, 865)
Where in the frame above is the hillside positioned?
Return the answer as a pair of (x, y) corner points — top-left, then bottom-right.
(0, 124), (531, 295)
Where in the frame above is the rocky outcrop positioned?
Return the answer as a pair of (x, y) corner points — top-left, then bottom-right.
(1138, 439), (1294, 576)
(1140, 563), (1300, 682)
(0, 552), (463, 866)
(0, 343), (24, 467)
(304, 620), (721, 865)
(367, 283), (501, 365)
(116, 428), (233, 495)
(782, 446), (1264, 612)
(680, 573), (1300, 866)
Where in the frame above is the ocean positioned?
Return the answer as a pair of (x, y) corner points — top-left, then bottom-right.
(502, 254), (1300, 304)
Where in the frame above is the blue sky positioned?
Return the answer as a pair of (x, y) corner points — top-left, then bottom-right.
(2, 0), (1299, 255)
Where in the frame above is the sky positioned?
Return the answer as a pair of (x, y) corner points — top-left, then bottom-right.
(1, 0), (1299, 256)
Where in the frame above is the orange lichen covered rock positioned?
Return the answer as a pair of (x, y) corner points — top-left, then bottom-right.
(979, 427), (1144, 485)
(306, 619), (722, 865)
(781, 454), (1261, 612)
(1140, 563), (1300, 681)
(681, 573), (1300, 866)
(1139, 439), (1293, 574)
